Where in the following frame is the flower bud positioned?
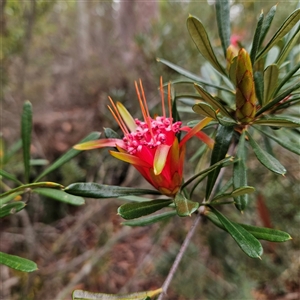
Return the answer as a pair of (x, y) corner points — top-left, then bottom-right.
(235, 48), (256, 124)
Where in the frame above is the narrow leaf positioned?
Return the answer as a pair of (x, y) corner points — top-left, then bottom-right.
(254, 71), (264, 105)
(0, 202), (26, 218)
(263, 64), (279, 104)
(254, 126), (300, 155)
(246, 131), (286, 175)
(277, 23), (300, 66)
(215, 0), (231, 58)
(233, 131), (248, 211)
(212, 186), (255, 202)
(240, 224), (292, 242)
(34, 132), (101, 182)
(257, 4), (277, 50)
(194, 84), (233, 119)
(192, 102), (218, 119)
(118, 200), (172, 220)
(210, 207), (263, 258)
(206, 125), (234, 199)
(0, 169), (23, 185)
(256, 81), (300, 116)
(205, 211), (292, 242)
(0, 192), (23, 206)
(182, 156), (234, 191)
(253, 116), (300, 128)
(174, 193), (199, 217)
(65, 182), (160, 198)
(250, 11), (264, 64)
(0, 182), (64, 198)
(2, 139), (22, 165)
(273, 61), (300, 96)
(187, 15), (226, 75)
(122, 210), (177, 226)
(257, 8), (300, 60)
(34, 188), (85, 206)
(72, 288), (162, 300)
(104, 128), (120, 139)
(21, 101), (32, 183)
(0, 252), (38, 272)
(156, 58), (234, 93)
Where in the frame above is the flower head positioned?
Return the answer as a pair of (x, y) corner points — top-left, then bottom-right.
(75, 78), (213, 197)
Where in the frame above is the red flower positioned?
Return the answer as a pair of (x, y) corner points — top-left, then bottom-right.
(75, 78), (213, 197)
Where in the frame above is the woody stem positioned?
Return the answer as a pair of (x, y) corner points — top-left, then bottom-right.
(157, 164), (228, 299)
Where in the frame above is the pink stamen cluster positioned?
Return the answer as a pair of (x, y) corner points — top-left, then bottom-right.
(124, 117), (182, 154)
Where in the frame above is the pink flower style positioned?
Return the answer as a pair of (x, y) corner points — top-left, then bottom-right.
(75, 78), (214, 197)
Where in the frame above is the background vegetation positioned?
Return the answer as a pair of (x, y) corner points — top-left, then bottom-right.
(1, 1), (299, 299)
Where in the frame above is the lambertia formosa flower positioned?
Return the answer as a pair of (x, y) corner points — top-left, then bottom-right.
(74, 78), (214, 197)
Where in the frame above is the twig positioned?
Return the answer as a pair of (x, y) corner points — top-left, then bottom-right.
(157, 212), (202, 300)
(157, 165), (228, 299)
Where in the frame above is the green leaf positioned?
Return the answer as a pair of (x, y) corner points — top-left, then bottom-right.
(206, 125), (234, 199)
(212, 186), (255, 202)
(182, 156), (235, 191)
(263, 64), (279, 104)
(239, 224), (292, 242)
(156, 59), (234, 93)
(209, 207), (263, 258)
(21, 101), (32, 183)
(205, 211), (292, 242)
(214, 177), (233, 197)
(193, 84), (233, 119)
(174, 193), (199, 217)
(187, 15), (226, 75)
(72, 288), (162, 300)
(0, 202), (26, 218)
(34, 188), (85, 206)
(0, 192), (23, 206)
(0, 182), (64, 198)
(34, 132), (101, 182)
(246, 131), (286, 175)
(217, 116), (237, 127)
(253, 116), (300, 128)
(0, 252), (38, 272)
(171, 84), (181, 123)
(104, 128), (120, 139)
(254, 126), (300, 155)
(118, 195), (156, 203)
(193, 102), (218, 119)
(257, 8), (300, 60)
(254, 71), (264, 106)
(256, 81), (300, 116)
(2, 139), (22, 165)
(273, 61), (300, 96)
(29, 159), (49, 166)
(257, 4), (277, 51)
(277, 23), (300, 66)
(0, 169), (23, 185)
(122, 210), (177, 226)
(233, 131), (248, 211)
(215, 0), (230, 58)
(117, 200), (172, 220)
(250, 11), (264, 64)
(65, 182), (160, 198)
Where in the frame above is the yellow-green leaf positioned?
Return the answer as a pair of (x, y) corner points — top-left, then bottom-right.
(187, 15), (226, 75)
(263, 64), (279, 104)
(72, 288), (162, 300)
